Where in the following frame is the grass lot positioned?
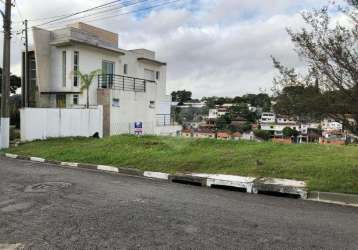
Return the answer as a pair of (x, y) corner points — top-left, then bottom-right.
(3, 135), (358, 194)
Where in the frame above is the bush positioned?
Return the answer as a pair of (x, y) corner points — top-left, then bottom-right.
(253, 129), (272, 141)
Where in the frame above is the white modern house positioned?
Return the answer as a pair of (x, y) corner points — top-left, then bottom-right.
(23, 22), (181, 136)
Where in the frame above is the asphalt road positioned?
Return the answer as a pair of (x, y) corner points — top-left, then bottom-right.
(1, 157), (358, 249)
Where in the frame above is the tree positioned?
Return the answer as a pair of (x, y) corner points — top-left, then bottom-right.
(253, 129), (272, 141)
(282, 127), (294, 137)
(0, 68), (21, 94)
(74, 69), (102, 108)
(171, 90), (192, 104)
(272, 2), (358, 134)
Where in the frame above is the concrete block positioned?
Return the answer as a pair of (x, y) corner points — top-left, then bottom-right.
(30, 157), (46, 163)
(169, 174), (207, 186)
(192, 174), (256, 193)
(253, 178), (307, 199)
(97, 165), (119, 173)
(144, 171), (169, 180)
(5, 153), (18, 159)
(61, 162), (78, 167)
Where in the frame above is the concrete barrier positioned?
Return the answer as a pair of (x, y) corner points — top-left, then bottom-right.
(192, 174), (256, 193)
(169, 174), (207, 186)
(253, 178), (307, 199)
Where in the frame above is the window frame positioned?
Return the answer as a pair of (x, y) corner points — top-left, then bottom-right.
(73, 51), (79, 87)
(62, 51), (66, 87)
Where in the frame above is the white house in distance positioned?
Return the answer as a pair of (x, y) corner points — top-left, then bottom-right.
(22, 22), (181, 136)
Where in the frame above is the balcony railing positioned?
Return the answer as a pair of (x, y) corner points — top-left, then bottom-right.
(98, 74), (154, 92)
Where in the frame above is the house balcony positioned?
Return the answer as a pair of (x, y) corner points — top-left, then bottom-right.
(97, 74), (155, 92)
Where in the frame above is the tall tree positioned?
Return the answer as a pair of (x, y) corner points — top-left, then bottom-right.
(272, 2), (358, 134)
(0, 68), (21, 94)
(171, 90), (192, 104)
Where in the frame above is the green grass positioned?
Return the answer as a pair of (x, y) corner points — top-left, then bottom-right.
(4, 135), (358, 194)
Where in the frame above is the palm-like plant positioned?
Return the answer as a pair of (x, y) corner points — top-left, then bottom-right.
(73, 69), (102, 108)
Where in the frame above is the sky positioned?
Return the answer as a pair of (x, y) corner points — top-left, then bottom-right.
(2, 0), (333, 98)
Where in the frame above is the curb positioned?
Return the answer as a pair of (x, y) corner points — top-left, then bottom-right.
(307, 191), (358, 207)
(2, 153), (358, 207)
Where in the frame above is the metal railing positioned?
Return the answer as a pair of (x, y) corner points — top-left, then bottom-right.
(98, 74), (155, 92)
(156, 114), (173, 126)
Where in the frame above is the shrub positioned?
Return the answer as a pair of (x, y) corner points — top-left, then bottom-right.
(253, 129), (271, 141)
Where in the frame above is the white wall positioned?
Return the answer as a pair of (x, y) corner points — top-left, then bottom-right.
(20, 107), (103, 141)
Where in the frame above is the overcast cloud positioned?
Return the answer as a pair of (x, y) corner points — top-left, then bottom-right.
(3, 0), (331, 98)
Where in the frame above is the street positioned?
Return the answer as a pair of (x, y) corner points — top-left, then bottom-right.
(0, 157), (358, 249)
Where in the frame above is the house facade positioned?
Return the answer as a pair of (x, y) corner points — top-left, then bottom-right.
(23, 22), (181, 136)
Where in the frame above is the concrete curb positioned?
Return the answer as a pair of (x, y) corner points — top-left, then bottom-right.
(3, 153), (358, 207)
(308, 191), (358, 207)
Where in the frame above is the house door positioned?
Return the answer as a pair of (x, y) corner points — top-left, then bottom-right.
(56, 94), (66, 108)
(102, 61), (115, 88)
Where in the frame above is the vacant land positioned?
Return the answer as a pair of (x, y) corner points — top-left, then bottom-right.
(4, 135), (358, 194)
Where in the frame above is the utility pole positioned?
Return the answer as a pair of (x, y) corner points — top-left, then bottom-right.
(23, 19), (28, 107)
(0, 0), (12, 149)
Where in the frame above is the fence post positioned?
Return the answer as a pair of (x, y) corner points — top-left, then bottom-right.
(122, 76), (125, 90)
(134, 78), (136, 91)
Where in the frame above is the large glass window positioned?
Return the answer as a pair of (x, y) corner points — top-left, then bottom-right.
(74, 51), (79, 87)
(102, 61), (115, 88)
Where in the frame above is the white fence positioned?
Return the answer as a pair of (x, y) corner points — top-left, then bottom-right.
(20, 107), (103, 141)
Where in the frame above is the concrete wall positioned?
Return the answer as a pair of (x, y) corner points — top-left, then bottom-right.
(20, 107), (103, 141)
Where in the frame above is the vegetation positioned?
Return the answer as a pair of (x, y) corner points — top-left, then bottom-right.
(253, 129), (272, 141)
(171, 90), (193, 104)
(0, 67), (21, 94)
(5, 135), (358, 194)
(74, 69), (102, 108)
(272, 2), (358, 134)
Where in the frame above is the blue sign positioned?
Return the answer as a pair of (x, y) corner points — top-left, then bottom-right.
(134, 122), (143, 135)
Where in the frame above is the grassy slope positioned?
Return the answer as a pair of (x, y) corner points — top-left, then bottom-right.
(4, 135), (358, 194)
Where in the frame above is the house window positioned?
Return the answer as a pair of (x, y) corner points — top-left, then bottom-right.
(156, 71), (160, 80)
(73, 51), (79, 87)
(124, 64), (128, 75)
(62, 51), (66, 87)
(144, 69), (155, 81)
(112, 98), (120, 107)
(149, 100), (155, 109)
(102, 60), (115, 88)
(73, 94), (79, 105)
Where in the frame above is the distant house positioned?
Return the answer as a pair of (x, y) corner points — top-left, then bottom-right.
(231, 132), (242, 140)
(230, 116), (248, 128)
(321, 118), (343, 132)
(260, 112), (276, 123)
(193, 128), (216, 139)
(217, 131), (232, 140)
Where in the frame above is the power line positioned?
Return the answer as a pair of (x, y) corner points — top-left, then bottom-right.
(35, 0), (156, 28)
(35, 0), (182, 29)
(13, 0), (24, 22)
(33, 0), (125, 27)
